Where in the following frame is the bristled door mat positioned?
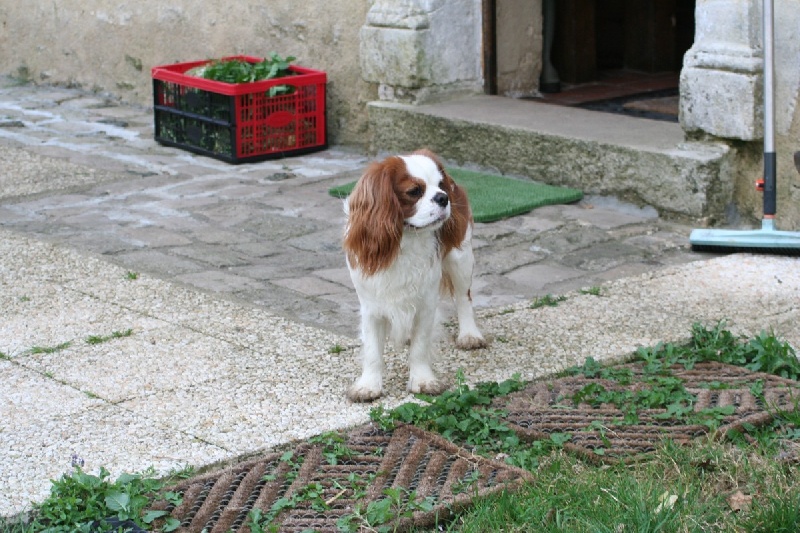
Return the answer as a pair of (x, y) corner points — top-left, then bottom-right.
(497, 361), (800, 464)
(148, 424), (533, 532)
(328, 167), (583, 223)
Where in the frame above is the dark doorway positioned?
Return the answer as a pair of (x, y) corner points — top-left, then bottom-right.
(485, 0), (696, 121)
(545, 0), (694, 121)
(553, 0), (695, 84)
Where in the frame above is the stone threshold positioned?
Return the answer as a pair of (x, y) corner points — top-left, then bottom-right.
(368, 95), (734, 221)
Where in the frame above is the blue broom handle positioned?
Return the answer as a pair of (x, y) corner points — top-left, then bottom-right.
(763, 0), (776, 217)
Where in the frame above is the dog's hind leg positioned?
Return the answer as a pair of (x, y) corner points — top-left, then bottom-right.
(442, 229), (487, 350)
(407, 302), (446, 395)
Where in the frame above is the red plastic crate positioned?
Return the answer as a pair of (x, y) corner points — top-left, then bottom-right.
(151, 56), (327, 163)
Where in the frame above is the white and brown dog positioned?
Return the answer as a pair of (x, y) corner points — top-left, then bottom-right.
(343, 149), (486, 402)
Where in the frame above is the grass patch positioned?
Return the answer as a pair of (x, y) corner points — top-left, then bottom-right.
(28, 342), (71, 355)
(740, 488), (800, 533)
(579, 286), (602, 296)
(439, 439), (799, 532)
(85, 329), (133, 346)
(25, 329), (134, 356)
(530, 294), (568, 309)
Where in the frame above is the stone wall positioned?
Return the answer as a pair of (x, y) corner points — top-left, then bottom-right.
(680, 0), (800, 229)
(0, 0), (373, 146)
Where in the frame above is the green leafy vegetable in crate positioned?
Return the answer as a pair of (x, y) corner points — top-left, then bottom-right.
(187, 53), (297, 96)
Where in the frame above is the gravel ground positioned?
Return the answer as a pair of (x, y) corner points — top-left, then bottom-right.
(2, 226), (799, 516)
(0, 145), (138, 201)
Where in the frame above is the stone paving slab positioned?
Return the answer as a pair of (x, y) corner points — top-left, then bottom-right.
(0, 228), (367, 514)
(20, 326), (241, 404)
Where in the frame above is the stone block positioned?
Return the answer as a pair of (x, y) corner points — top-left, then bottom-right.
(360, 26), (430, 87)
(680, 67), (761, 141)
(360, 0), (481, 93)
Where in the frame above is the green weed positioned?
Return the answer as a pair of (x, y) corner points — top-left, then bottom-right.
(370, 370), (553, 469)
(85, 329), (133, 346)
(530, 294), (567, 309)
(682, 321), (800, 379)
(29, 342), (71, 355)
(337, 488), (436, 533)
(0, 518), (36, 533)
(309, 431), (355, 465)
(30, 466), (179, 532)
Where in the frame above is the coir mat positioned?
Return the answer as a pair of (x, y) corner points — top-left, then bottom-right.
(498, 361), (800, 463)
(148, 424), (532, 532)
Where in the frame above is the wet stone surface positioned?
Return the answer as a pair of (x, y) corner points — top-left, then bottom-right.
(0, 76), (715, 339)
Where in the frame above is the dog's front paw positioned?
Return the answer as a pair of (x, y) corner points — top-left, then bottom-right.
(456, 333), (487, 350)
(408, 375), (447, 396)
(347, 381), (382, 403)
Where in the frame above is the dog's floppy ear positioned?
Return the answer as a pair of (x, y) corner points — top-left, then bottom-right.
(438, 171), (470, 254)
(426, 156), (470, 256)
(344, 158), (405, 276)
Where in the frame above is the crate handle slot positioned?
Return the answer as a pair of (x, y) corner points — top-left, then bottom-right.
(265, 110), (295, 129)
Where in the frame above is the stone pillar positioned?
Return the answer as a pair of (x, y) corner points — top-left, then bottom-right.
(360, 0), (482, 102)
(496, 0), (544, 97)
(679, 0), (763, 140)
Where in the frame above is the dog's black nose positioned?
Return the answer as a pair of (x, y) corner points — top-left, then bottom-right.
(432, 192), (449, 207)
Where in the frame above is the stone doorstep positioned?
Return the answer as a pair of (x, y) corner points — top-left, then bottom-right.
(367, 97), (733, 221)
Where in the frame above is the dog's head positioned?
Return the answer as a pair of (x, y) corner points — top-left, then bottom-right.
(344, 149), (469, 276)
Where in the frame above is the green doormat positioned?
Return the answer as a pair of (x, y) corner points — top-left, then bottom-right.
(328, 167), (583, 223)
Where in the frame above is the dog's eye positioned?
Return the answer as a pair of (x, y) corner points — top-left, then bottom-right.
(438, 180), (446, 190)
(407, 186), (423, 198)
